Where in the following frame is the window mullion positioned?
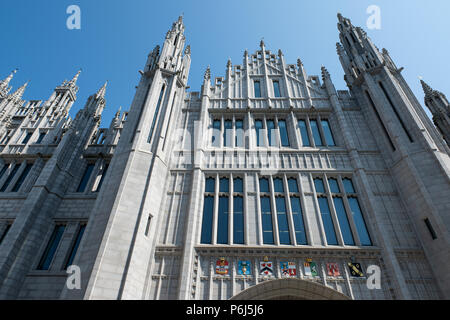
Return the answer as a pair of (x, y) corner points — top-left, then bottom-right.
(269, 176), (280, 245)
(305, 115), (316, 148)
(229, 173), (233, 245)
(211, 173), (220, 245)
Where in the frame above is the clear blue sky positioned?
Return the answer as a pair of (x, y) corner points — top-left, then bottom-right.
(1, 0), (449, 127)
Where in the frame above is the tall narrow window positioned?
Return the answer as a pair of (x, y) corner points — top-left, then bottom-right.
(76, 164), (95, 193)
(365, 91), (396, 151)
(273, 80), (281, 97)
(200, 196), (214, 244)
(288, 178), (299, 192)
(321, 120), (335, 146)
(64, 224), (86, 269)
(36, 132), (47, 144)
(235, 120), (244, 147)
(276, 197), (291, 245)
(93, 163), (109, 192)
(278, 120), (290, 147)
(255, 120), (263, 147)
(310, 120), (323, 146)
(267, 120), (276, 146)
(217, 196), (229, 244)
(21, 131), (33, 144)
(234, 177), (243, 193)
(11, 163), (33, 192)
(424, 218), (437, 240)
(348, 197), (372, 246)
(0, 223), (12, 245)
(147, 84), (166, 143)
(254, 80), (261, 98)
(201, 177), (215, 244)
(317, 197), (338, 245)
(378, 82), (413, 142)
(37, 224), (65, 270)
(314, 178), (325, 193)
(290, 197), (307, 245)
(333, 197), (355, 245)
(212, 119), (221, 147)
(328, 178), (340, 193)
(233, 196), (244, 244)
(223, 120), (232, 147)
(260, 196), (274, 244)
(0, 163), (20, 192)
(298, 120), (311, 146)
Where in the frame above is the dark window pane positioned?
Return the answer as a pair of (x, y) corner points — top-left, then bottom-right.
(11, 163), (33, 192)
(276, 197), (291, 245)
(64, 224), (86, 269)
(290, 197), (307, 245)
(205, 177), (215, 193)
(314, 178), (325, 193)
(310, 120), (323, 146)
(273, 81), (281, 97)
(234, 177), (243, 193)
(76, 164), (95, 193)
(298, 120), (310, 146)
(288, 178), (299, 193)
(348, 198), (372, 246)
(0, 223), (12, 245)
(254, 81), (261, 98)
(233, 196), (244, 244)
(0, 164), (10, 180)
(36, 132), (46, 144)
(267, 120), (276, 146)
(259, 178), (269, 193)
(147, 84), (166, 143)
(343, 178), (356, 194)
(321, 120), (335, 146)
(333, 197), (355, 245)
(94, 163), (109, 192)
(273, 178), (284, 193)
(200, 196), (214, 244)
(260, 196), (274, 244)
(22, 132), (33, 144)
(212, 120), (221, 146)
(0, 164), (20, 192)
(255, 120), (263, 146)
(37, 225), (65, 270)
(318, 197), (338, 245)
(328, 178), (340, 193)
(235, 120), (244, 147)
(219, 177), (229, 193)
(278, 120), (290, 147)
(217, 196), (229, 244)
(224, 120), (232, 147)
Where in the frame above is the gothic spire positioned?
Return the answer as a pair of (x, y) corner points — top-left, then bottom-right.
(96, 81), (108, 99)
(420, 79), (434, 98)
(68, 69), (81, 87)
(11, 81), (29, 100)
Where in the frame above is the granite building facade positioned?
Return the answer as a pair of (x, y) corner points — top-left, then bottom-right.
(0, 14), (449, 300)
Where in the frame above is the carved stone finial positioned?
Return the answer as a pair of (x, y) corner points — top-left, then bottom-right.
(184, 45), (191, 55)
(321, 65), (330, 81)
(204, 65), (211, 80)
(297, 58), (303, 67)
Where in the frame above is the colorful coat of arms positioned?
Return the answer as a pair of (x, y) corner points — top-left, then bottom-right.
(259, 257), (273, 276)
(215, 258), (229, 275)
(327, 262), (340, 277)
(238, 261), (251, 275)
(304, 260), (318, 277)
(280, 261), (297, 277)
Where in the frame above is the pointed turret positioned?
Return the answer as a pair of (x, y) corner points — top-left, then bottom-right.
(96, 81), (108, 100)
(11, 81), (29, 101)
(0, 69), (18, 97)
